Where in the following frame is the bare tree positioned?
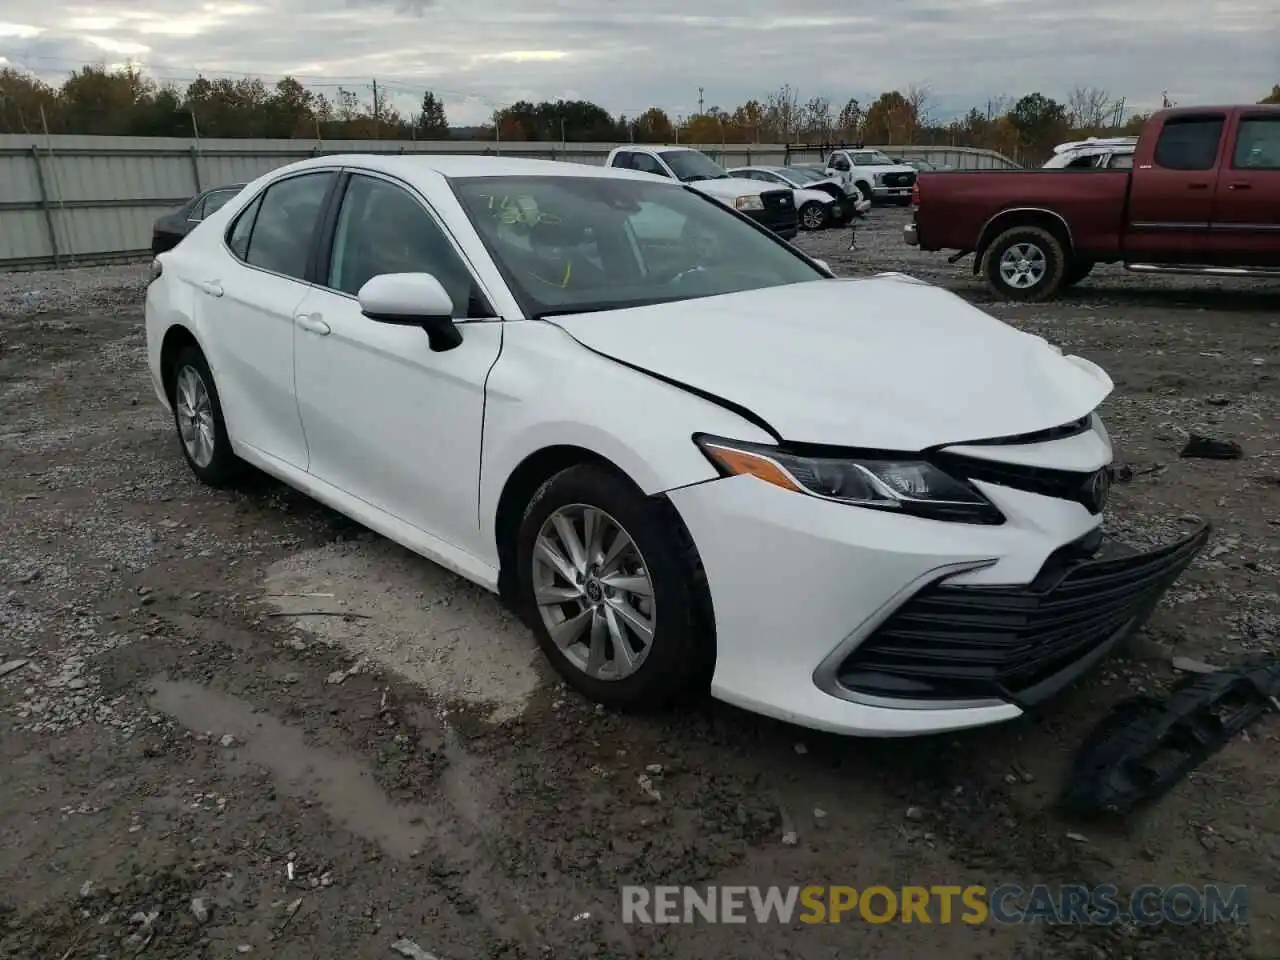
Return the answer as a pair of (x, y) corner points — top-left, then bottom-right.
(837, 97), (863, 140)
(1066, 86), (1113, 130)
(765, 83), (801, 142)
(802, 95), (832, 141)
(906, 83), (934, 130)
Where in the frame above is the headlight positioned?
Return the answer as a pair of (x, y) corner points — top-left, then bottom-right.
(733, 195), (765, 212)
(149, 258), (163, 281)
(873, 173), (885, 185)
(694, 435), (1004, 525)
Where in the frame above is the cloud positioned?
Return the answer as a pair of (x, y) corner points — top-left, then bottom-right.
(0, 0), (1275, 126)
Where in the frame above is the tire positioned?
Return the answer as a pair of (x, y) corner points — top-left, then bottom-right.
(169, 345), (242, 487)
(799, 201), (829, 231)
(854, 181), (873, 204)
(515, 463), (712, 710)
(1064, 259), (1095, 288)
(983, 225), (1067, 302)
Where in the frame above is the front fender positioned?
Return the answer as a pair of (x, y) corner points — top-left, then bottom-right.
(477, 320), (774, 566)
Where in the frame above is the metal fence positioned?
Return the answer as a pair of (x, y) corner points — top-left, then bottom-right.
(0, 136), (1018, 272)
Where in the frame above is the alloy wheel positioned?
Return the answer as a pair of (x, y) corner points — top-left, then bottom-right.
(531, 504), (656, 681)
(175, 365), (216, 468)
(998, 242), (1047, 289)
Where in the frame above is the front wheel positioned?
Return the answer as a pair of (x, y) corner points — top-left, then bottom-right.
(515, 463), (712, 710)
(983, 226), (1067, 302)
(799, 201), (829, 231)
(854, 181), (873, 204)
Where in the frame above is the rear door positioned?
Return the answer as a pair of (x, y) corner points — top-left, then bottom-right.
(1209, 111), (1280, 266)
(1125, 111), (1227, 262)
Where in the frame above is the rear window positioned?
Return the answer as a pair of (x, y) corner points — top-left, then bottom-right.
(1153, 116), (1225, 171)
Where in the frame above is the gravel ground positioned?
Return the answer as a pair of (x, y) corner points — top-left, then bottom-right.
(2, 207), (1278, 960)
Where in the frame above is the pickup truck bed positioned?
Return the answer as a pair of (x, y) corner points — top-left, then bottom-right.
(905, 105), (1280, 300)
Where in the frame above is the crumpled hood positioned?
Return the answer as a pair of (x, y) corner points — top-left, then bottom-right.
(549, 276), (1113, 450)
(691, 177), (780, 199)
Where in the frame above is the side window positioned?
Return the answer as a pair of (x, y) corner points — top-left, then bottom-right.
(243, 172), (335, 280)
(1233, 117), (1280, 170)
(326, 175), (477, 318)
(1064, 155), (1097, 169)
(226, 193), (263, 261)
(1153, 116), (1225, 171)
(829, 154), (851, 171)
(203, 189), (236, 218)
(610, 151), (634, 169)
(1108, 153), (1135, 169)
(631, 153), (669, 177)
(188, 195), (208, 221)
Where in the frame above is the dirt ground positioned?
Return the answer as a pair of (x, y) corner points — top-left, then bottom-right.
(2, 207), (1278, 960)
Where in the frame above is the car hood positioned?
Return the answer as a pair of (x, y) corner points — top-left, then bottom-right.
(548, 276), (1113, 450)
(689, 177), (778, 199)
(796, 187), (836, 204)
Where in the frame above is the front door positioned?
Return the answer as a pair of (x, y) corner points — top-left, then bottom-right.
(198, 170), (337, 470)
(1209, 111), (1280, 267)
(1125, 112), (1226, 262)
(293, 172), (503, 559)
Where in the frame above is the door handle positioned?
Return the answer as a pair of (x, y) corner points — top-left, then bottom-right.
(1187, 183), (1210, 190)
(1227, 182), (1252, 190)
(295, 313), (331, 336)
(195, 279), (223, 297)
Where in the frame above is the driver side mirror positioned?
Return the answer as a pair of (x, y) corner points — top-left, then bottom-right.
(358, 272), (463, 353)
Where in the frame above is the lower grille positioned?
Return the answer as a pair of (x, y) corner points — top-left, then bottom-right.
(836, 525), (1210, 705)
(761, 189), (793, 212)
(883, 171), (917, 189)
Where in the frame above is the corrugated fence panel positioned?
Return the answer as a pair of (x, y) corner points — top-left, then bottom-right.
(0, 135), (1017, 271)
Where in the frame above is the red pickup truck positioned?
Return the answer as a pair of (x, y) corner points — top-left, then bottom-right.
(904, 104), (1280, 300)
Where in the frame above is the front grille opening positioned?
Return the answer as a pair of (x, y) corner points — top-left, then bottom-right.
(836, 527), (1209, 705)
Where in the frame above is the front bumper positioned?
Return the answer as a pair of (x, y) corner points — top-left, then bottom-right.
(667, 475), (1207, 737)
(745, 208), (799, 240)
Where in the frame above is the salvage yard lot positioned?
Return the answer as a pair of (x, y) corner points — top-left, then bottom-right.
(1, 207), (1278, 960)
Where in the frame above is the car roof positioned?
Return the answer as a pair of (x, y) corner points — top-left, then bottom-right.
(275, 153), (664, 183)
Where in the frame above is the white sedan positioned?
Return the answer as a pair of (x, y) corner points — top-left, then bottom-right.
(144, 155), (1208, 737)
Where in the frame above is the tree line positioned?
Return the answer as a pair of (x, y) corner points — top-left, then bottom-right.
(1, 65), (1277, 164)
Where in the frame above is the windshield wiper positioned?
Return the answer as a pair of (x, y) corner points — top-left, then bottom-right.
(681, 174), (709, 182)
(532, 297), (683, 321)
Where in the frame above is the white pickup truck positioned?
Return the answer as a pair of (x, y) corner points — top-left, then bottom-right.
(821, 148), (918, 205)
(1042, 136), (1138, 170)
(604, 146), (799, 239)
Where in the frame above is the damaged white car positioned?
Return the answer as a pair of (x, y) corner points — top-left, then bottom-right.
(144, 155), (1207, 737)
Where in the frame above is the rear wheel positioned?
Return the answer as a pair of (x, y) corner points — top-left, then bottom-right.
(799, 201), (829, 230)
(515, 463), (712, 710)
(169, 345), (242, 487)
(983, 225), (1067, 302)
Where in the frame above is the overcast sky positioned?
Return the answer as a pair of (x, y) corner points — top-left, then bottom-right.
(1, 0), (1277, 127)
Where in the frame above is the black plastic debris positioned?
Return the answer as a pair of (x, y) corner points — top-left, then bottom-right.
(1180, 435), (1243, 460)
(1059, 655), (1280, 818)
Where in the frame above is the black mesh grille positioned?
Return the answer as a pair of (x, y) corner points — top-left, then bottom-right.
(761, 189), (793, 210)
(837, 526), (1209, 704)
(883, 171), (917, 188)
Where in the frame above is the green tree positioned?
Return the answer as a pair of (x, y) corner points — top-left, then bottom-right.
(1008, 92), (1069, 157)
(1261, 85), (1280, 104)
(415, 90), (449, 139)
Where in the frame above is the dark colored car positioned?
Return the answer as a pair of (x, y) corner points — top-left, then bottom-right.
(151, 184), (245, 255)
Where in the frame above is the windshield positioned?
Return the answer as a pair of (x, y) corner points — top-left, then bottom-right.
(658, 150), (729, 183)
(450, 175), (824, 319)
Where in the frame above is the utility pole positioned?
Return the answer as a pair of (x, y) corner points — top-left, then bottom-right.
(371, 78), (381, 138)
(697, 87), (704, 115)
